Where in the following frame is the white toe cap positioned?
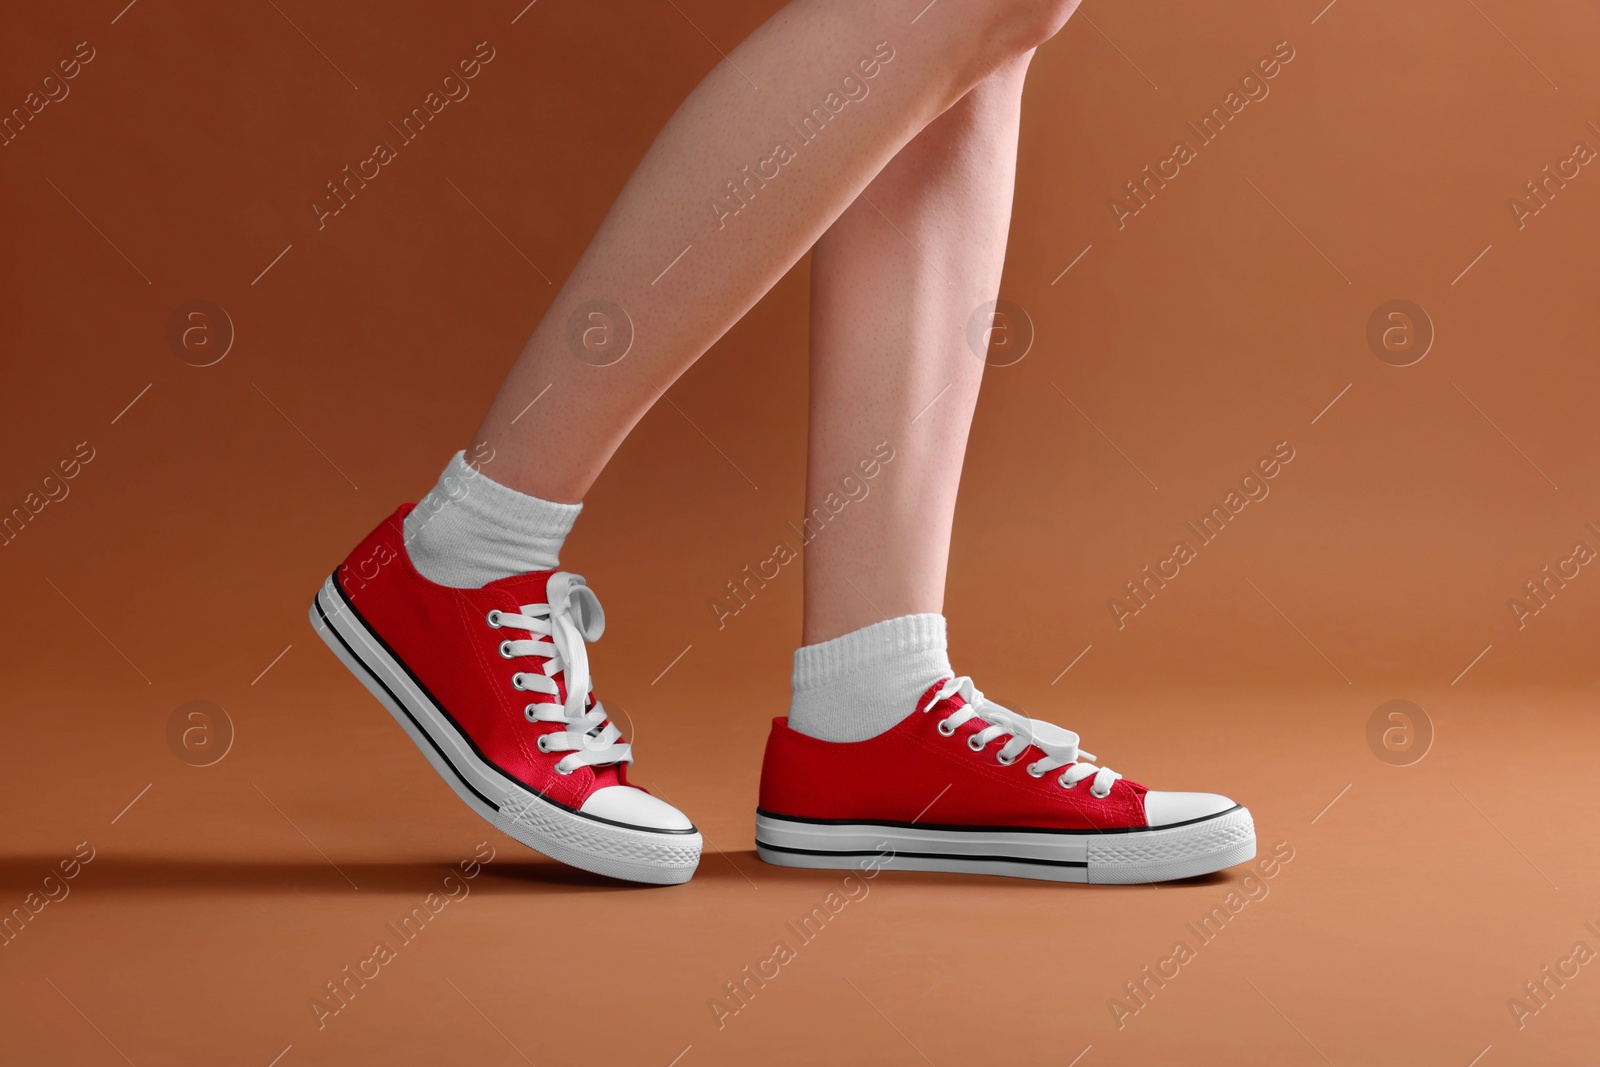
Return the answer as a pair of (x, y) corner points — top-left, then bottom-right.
(579, 786), (695, 832)
(1143, 791), (1238, 827)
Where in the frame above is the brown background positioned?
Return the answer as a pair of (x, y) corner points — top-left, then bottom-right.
(3, 1), (1599, 1063)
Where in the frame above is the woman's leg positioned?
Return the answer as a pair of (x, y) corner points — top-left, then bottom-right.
(764, 45), (1254, 882)
(779, 50), (1032, 747)
(800, 50), (1035, 647)
(469, 0), (1078, 503)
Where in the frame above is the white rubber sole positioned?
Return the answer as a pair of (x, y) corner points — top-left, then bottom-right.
(310, 574), (702, 886)
(755, 805), (1255, 884)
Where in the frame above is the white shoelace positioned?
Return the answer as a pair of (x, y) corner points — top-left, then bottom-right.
(486, 572), (631, 775)
(922, 676), (1122, 798)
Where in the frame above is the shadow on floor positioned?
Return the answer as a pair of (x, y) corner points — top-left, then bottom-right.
(0, 849), (1237, 896)
(0, 853), (709, 896)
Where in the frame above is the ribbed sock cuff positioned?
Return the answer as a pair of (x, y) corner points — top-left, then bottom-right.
(403, 451), (582, 587)
(792, 613), (948, 691)
(788, 614), (952, 742)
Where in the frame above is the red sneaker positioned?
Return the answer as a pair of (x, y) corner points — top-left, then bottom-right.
(756, 677), (1253, 883)
(310, 506), (701, 885)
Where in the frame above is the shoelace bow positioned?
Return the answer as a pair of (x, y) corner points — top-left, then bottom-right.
(487, 572), (631, 775)
(923, 676), (1122, 797)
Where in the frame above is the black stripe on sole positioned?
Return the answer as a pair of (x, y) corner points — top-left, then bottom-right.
(756, 840), (1089, 869)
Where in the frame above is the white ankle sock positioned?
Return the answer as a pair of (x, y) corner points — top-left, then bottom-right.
(402, 451), (582, 588)
(787, 614), (952, 742)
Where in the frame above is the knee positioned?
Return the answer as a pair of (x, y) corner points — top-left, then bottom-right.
(983, 0), (1081, 56)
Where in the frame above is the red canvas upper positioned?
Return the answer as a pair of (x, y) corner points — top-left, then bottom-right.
(759, 681), (1150, 831)
(333, 505), (630, 810)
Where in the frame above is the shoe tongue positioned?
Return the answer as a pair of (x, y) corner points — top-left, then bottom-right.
(589, 761), (625, 789)
(918, 679), (961, 715)
(482, 569), (555, 608)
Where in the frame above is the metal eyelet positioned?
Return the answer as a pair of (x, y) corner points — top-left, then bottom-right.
(536, 735), (551, 753)
(937, 720), (957, 737)
(486, 610), (502, 627)
(554, 763), (573, 775)
(1090, 787), (1110, 799)
(967, 735), (986, 752)
(499, 640), (515, 658)
(1058, 776), (1077, 790)
(524, 705), (539, 722)
(511, 673), (527, 690)
(996, 751), (1017, 766)
(1026, 762), (1046, 777)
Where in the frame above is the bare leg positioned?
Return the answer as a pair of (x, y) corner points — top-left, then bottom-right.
(764, 57), (1254, 875)
(471, 0), (1077, 502)
(801, 51), (1034, 644)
